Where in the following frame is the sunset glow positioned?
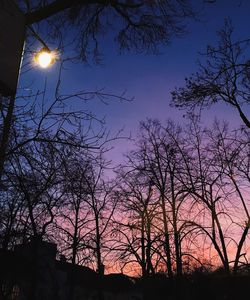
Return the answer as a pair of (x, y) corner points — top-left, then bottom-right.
(1, 3), (250, 297)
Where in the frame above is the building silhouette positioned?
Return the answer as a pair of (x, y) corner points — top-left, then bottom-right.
(0, 238), (140, 300)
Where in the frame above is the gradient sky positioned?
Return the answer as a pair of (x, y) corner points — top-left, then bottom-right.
(19, 0), (250, 166)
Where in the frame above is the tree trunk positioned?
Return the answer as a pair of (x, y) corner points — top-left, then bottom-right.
(170, 173), (182, 277)
(141, 215), (146, 277)
(161, 194), (173, 278)
(233, 224), (249, 274)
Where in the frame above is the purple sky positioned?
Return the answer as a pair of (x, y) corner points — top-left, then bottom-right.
(19, 0), (250, 167)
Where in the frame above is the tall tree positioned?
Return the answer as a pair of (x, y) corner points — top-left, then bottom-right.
(206, 122), (250, 274)
(81, 154), (116, 275)
(114, 168), (159, 276)
(55, 150), (93, 265)
(123, 119), (190, 277)
(176, 119), (250, 274)
(56, 150), (116, 274)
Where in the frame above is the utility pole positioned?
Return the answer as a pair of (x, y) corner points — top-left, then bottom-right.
(0, 0), (26, 183)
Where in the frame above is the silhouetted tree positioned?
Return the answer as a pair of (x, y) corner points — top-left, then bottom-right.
(137, 120), (188, 276)
(18, 0), (196, 61)
(175, 119), (232, 274)
(120, 119), (191, 277)
(55, 150), (93, 265)
(116, 118), (250, 276)
(0, 56), (130, 181)
(113, 168), (159, 276)
(176, 118), (250, 274)
(55, 149), (116, 274)
(81, 153), (116, 275)
(206, 122), (250, 274)
(172, 20), (250, 128)
(5, 139), (64, 242)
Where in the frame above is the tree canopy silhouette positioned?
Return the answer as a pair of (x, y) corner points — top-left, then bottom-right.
(172, 20), (250, 128)
(18, 0), (196, 61)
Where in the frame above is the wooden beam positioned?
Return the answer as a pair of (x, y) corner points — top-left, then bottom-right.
(25, 0), (102, 25)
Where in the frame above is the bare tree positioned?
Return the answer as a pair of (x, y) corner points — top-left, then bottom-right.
(0, 59), (129, 180)
(80, 153), (116, 275)
(55, 150), (93, 265)
(119, 119), (191, 277)
(206, 122), (250, 274)
(18, 0), (196, 61)
(174, 120), (232, 273)
(172, 20), (250, 128)
(5, 139), (64, 242)
(116, 117), (250, 276)
(113, 168), (160, 276)
(174, 119), (250, 274)
(56, 149), (116, 275)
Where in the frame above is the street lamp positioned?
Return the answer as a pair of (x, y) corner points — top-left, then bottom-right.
(34, 47), (56, 69)
(29, 23), (57, 69)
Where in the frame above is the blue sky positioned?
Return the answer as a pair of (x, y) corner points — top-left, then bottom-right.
(19, 0), (250, 166)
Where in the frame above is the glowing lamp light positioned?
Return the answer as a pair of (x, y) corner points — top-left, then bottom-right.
(35, 47), (56, 68)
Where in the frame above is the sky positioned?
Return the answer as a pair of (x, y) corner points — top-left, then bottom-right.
(19, 0), (250, 167)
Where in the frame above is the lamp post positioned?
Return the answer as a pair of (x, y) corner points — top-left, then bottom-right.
(0, 0), (56, 183)
(29, 25), (57, 69)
